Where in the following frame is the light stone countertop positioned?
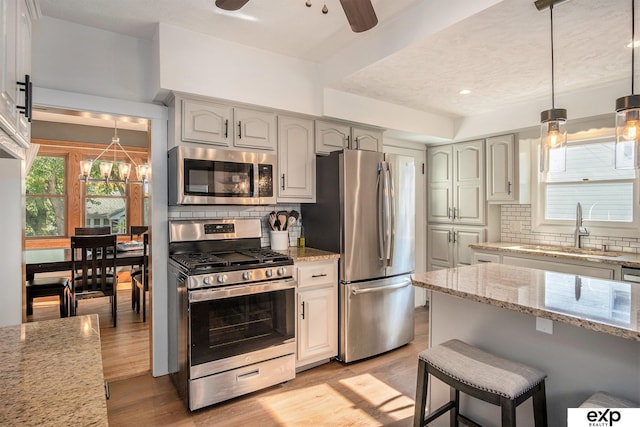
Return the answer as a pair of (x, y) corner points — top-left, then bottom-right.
(412, 263), (640, 341)
(470, 241), (640, 268)
(278, 246), (340, 262)
(0, 314), (108, 426)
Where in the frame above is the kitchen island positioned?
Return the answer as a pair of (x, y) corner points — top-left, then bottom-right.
(0, 314), (108, 426)
(412, 263), (639, 427)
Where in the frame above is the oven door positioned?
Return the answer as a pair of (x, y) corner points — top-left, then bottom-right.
(169, 146), (276, 205)
(188, 278), (296, 380)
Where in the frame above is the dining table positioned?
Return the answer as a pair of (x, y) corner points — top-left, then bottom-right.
(25, 247), (145, 281)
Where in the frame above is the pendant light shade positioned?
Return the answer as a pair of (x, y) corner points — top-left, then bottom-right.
(538, 1), (567, 172)
(615, 0), (640, 169)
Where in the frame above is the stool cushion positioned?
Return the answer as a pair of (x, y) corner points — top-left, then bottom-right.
(580, 392), (637, 408)
(419, 339), (546, 400)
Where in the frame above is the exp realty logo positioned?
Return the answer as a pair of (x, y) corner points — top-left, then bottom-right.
(568, 408), (640, 427)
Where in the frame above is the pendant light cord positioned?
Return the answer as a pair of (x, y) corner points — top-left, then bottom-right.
(633, 0), (636, 94)
(550, 3), (555, 109)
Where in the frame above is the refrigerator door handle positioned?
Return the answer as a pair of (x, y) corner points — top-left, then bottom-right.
(350, 280), (411, 295)
(377, 162), (385, 266)
(386, 161), (395, 267)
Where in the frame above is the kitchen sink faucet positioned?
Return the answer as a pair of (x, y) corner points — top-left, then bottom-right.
(574, 202), (589, 248)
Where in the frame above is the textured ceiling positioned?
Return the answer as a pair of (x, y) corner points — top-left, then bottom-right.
(36, 0), (634, 121)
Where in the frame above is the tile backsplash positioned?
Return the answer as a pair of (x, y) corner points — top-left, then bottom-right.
(500, 205), (640, 254)
(168, 204), (302, 248)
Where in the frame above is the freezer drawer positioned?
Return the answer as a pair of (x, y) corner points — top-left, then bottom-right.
(340, 275), (415, 363)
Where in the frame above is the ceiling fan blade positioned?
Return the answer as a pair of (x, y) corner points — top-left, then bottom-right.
(215, 0), (251, 11)
(339, 0), (378, 33)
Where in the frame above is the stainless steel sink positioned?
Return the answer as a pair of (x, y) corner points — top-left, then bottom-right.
(506, 244), (620, 258)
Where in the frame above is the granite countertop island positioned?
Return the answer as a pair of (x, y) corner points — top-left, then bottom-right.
(412, 263), (639, 425)
(0, 314), (108, 426)
(412, 263), (640, 341)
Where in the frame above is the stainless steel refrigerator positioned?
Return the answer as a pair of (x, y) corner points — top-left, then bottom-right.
(301, 149), (415, 363)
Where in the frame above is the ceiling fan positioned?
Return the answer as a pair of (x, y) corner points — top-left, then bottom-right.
(214, 0), (378, 33)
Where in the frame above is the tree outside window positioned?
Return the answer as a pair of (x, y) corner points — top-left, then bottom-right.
(26, 156), (66, 237)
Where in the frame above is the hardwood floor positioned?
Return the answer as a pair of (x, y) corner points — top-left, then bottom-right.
(28, 282), (151, 382)
(106, 306), (429, 427)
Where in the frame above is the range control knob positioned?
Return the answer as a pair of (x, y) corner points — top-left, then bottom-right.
(217, 275), (227, 284)
(265, 269), (273, 278)
(242, 271), (252, 280)
(277, 267), (286, 276)
(203, 276), (214, 285)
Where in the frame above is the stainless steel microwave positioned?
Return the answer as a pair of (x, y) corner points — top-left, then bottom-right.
(168, 146), (276, 205)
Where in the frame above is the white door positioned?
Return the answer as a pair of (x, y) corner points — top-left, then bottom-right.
(453, 140), (485, 224)
(427, 225), (453, 270)
(453, 226), (486, 266)
(277, 116), (315, 201)
(181, 99), (232, 146)
(427, 145), (453, 223)
(234, 107), (276, 151)
(352, 126), (382, 152)
(486, 134), (515, 202)
(297, 286), (337, 362)
(384, 140), (427, 306)
(315, 120), (349, 155)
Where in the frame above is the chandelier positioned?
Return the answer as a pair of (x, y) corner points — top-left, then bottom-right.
(78, 120), (150, 184)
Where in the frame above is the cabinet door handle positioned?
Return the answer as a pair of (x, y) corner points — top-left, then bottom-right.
(224, 119), (228, 138)
(281, 174), (285, 190)
(447, 207), (452, 219)
(507, 181), (512, 195)
(301, 301), (305, 319)
(238, 121), (242, 138)
(16, 74), (32, 122)
(311, 273), (328, 278)
(453, 231), (458, 243)
(452, 207), (457, 220)
(346, 135), (350, 149)
(447, 230), (452, 243)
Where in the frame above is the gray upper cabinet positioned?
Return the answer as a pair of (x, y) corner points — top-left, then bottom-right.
(315, 120), (382, 154)
(351, 126), (382, 152)
(277, 115), (315, 202)
(0, 0), (33, 159)
(427, 140), (485, 225)
(181, 99), (232, 147)
(315, 120), (350, 155)
(179, 97), (276, 151)
(486, 134), (516, 203)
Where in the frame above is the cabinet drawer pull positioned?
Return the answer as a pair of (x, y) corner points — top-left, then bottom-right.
(301, 301), (305, 319)
(281, 174), (285, 190)
(224, 119), (228, 138)
(238, 121), (242, 138)
(311, 273), (328, 278)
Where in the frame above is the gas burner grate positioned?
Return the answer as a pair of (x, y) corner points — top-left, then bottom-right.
(238, 248), (291, 263)
(171, 253), (228, 270)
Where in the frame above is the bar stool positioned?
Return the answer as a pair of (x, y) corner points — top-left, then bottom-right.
(414, 339), (548, 427)
(26, 277), (71, 318)
(580, 392), (637, 408)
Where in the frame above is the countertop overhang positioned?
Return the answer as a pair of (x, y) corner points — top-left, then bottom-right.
(412, 263), (640, 342)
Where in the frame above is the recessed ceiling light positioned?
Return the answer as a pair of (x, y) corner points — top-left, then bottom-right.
(459, 89), (471, 95)
(627, 39), (640, 48)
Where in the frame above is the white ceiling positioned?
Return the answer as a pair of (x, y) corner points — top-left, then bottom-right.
(36, 0), (634, 125)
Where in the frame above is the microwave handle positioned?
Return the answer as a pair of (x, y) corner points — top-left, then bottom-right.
(253, 163), (260, 197)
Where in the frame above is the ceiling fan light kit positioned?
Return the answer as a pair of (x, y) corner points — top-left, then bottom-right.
(537, 0), (567, 172)
(615, 0), (640, 169)
(214, 0), (377, 32)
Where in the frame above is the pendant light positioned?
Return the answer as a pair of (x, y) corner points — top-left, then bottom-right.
(79, 120), (151, 184)
(537, 0), (567, 172)
(615, 0), (640, 169)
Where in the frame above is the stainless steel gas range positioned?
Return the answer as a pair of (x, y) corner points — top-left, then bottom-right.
(167, 219), (296, 411)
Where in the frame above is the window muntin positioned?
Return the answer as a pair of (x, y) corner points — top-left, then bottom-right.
(25, 156), (66, 237)
(543, 140), (635, 223)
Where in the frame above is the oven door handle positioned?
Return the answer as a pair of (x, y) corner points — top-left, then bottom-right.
(189, 278), (296, 302)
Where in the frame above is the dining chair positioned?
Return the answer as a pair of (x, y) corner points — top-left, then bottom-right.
(75, 226), (111, 235)
(70, 234), (118, 327)
(132, 233), (149, 321)
(130, 225), (148, 241)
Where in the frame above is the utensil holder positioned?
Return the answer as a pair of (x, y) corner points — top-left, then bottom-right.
(270, 230), (289, 251)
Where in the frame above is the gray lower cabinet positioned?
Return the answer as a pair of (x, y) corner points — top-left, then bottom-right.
(427, 225), (486, 271)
